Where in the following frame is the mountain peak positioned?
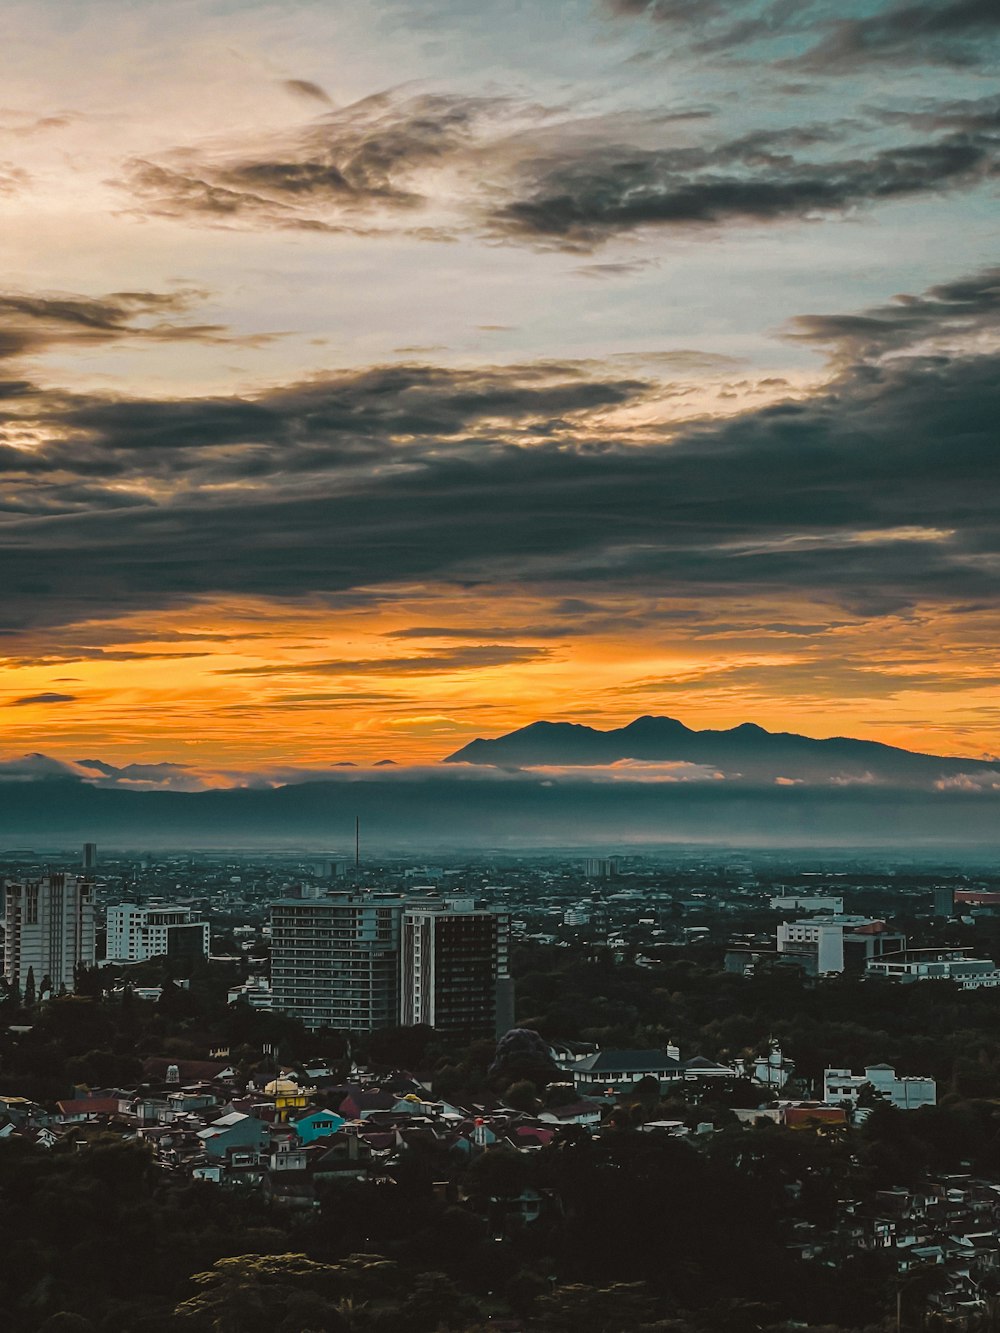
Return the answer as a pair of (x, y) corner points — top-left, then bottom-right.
(622, 714), (691, 733)
(444, 713), (989, 784)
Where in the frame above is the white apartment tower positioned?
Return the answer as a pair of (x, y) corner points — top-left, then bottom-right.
(270, 892), (404, 1031)
(105, 902), (210, 963)
(3, 874), (96, 995)
(400, 898), (512, 1039)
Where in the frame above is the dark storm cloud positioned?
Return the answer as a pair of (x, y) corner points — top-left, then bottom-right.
(386, 626), (580, 640)
(0, 288), (274, 364)
(792, 0), (1000, 72)
(220, 645), (554, 676)
(874, 93), (1000, 134)
(0, 649), (211, 666)
(604, 0), (1000, 69)
(7, 692), (76, 706)
(788, 266), (1000, 361)
(8, 361), (646, 490)
(116, 80), (999, 250)
(0, 267), (998, 633)
(488, 128), (998, 248)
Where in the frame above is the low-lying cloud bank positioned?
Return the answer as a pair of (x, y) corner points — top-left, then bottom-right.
(0, 752), (997, 850)
(0, 766), (997, 850)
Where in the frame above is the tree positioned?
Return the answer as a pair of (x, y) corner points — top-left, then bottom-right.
(534, 1281), (660, 1332)
(504, 1078), (539, 1112)
(24, 967), (36, 1008)
(174, 1254), (350, 1333)
(365, 1024), (436, 1071)
(465, 1147), (531, 1201)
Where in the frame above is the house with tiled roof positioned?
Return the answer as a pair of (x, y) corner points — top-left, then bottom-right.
(56, 1096), (132, 1123)
(538, 1100), (603, 1127)
(569, 1049), (683, 1089)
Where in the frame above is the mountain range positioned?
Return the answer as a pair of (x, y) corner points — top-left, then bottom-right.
(446, 716), (998, 786)
(0, 717), (996, 850)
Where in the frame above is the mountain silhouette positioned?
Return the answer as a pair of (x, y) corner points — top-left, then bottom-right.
(445, 715), (998, 785)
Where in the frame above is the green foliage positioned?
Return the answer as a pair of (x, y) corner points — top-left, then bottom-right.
(504, 1078), (540, 1111)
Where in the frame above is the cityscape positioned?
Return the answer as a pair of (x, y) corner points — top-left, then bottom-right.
(2, 0), (1000, 1328)
(4, 842), (1000, 1325)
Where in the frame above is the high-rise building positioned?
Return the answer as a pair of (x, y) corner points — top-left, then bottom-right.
(270, 892), (404, 1031)
(584, 857), (618, 880)
(105, 902), (210, 963)
(400, 897), (511, 1039)
(82, 843), (98, 870)
(933, 886), (956, 918)
(3, 874), (96, 995)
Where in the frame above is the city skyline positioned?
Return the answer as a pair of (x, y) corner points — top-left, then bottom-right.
(1, 0), (998, 776)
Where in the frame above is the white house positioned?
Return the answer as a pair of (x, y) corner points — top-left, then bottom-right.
(824, 1063), (936, 1111)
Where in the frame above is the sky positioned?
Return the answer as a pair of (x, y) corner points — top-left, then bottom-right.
(1, 0), (998, 782)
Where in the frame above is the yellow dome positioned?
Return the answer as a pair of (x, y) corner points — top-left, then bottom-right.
(264, 1077), (299, 1096)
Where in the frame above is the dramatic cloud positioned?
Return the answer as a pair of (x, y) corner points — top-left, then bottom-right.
(792, 0), (1000, 72)
(487, 128), (998, 249)
(120, 90), (511, 233)
(0, 265), (996, 646)
(0, 287), (273, 365)
(1, 0), (997, 777)
(7, 692), (76, 706)
(114, 81), (1000, 250)
(604, 0), (1000, 69)
(789, 265), (1000, 361)
(220, 645), (555, 677)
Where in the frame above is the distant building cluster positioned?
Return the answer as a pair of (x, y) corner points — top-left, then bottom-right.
(728, 898), (1000, 989)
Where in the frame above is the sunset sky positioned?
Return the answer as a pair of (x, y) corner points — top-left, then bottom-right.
(1, 0), (998, 781)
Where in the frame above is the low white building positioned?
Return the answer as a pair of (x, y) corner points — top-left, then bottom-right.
(770, 894), (844, 914)
(777, 915), (904, 974)
(824, 1063), (936, 1111)
(866, 953), (1000, 990)
(228, 976), (273, 1009)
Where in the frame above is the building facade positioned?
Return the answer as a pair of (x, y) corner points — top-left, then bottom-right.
(777, 915), (905, 974)
(400, 898), (511, 1038)
(824, 1063), (937, 1110)
(866, 952), (1000, 990)
(270, 892), (404, 1031)
(3, 875), (96, 994)
(769, 894), (844, 914)
(105, 902), (210, 963)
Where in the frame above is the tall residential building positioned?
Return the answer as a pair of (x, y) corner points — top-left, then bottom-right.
(82, 843), (98, 871)
(933, 886), (956, 918)
(105, 902), (210, 963)
(270, 892), (404, 1032)
(3, 875), (96, 994)
(400, 898), (511, 1039)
